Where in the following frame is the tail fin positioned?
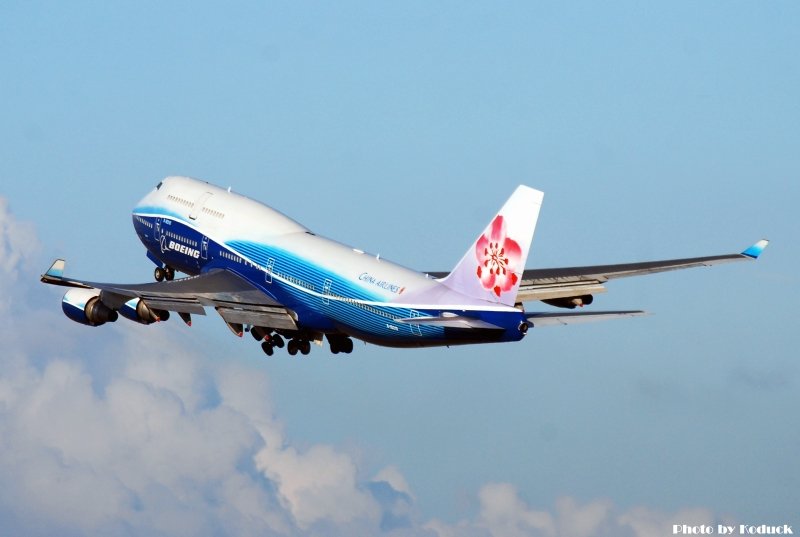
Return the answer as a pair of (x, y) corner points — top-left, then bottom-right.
(439, 185), (543, 306)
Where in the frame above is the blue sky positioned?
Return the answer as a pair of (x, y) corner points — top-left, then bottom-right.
(1, 2), (797, 536)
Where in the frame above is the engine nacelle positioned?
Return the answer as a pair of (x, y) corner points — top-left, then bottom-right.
(62, 288), (119, 326)
(542, 295), (594, 309)
(119, 298), (170, 324)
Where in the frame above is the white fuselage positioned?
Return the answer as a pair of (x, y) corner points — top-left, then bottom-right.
(131, 176), (527, 347)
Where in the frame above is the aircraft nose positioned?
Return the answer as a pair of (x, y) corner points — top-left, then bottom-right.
(133, 180), (165, 211)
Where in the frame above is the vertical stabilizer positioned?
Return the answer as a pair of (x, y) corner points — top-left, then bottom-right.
(439, 185), (543, 306)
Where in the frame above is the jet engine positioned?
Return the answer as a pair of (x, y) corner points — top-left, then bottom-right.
(542, 295), (594, 309)
(119, 298), (170, 324)
(62, 288), (118, 326)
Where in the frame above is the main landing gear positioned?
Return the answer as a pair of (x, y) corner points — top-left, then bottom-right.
(251, 326), (353, 357)
(286, 339), (311, 356)
(258, 332), (285, 356)
(154, 265), (175, 282)
(328, 335), (354, 355)
(261, 333), (308, 356)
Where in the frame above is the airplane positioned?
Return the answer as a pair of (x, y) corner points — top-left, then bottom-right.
(41, 176), (769, 356)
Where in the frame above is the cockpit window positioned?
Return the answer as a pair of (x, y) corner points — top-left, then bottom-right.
(156, 181), (163, 190)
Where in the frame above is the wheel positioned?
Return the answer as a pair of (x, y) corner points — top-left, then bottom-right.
(273, 334), (285, 348)
(154, 267), (166, 282)
(261, 341), (274, 356)
(343, 338), (353, 354)
(165, 266), (175, 281)
(300, 340), (311, 355)
(251, 327), (266, 341)
(287, 340), (298, 356)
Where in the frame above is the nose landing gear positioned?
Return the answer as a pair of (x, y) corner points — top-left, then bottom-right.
(154, 265), (175, 282)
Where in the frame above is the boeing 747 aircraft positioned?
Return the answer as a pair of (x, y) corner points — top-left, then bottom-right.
(41, 177), (768, 356)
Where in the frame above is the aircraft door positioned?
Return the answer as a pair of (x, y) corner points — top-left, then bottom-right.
(265, 258), (274, 283)
(409, 310), (422, 336)
(201, 236), (209, 260)
(154, 218), (162, 241)
(322, 279), (332, 305)
(190, 192), (213, 220)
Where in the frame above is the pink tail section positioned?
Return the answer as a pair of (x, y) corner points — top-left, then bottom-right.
(439, 185), (544, 306)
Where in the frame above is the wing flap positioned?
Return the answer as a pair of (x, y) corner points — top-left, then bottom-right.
(216, 306), (298, 330)
(515, 282), (607, 303)
(96, 288), (210, 314)
(140, 300), (207, 316)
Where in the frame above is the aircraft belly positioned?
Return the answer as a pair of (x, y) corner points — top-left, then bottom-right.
(338, 324), (511, 348)
(325, 303), (524, 348)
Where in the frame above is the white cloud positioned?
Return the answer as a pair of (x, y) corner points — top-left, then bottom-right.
(0, 198), (734, 537)
(617, 506), (721, 537)
(0, 198), (393, 535)
(0, 337), (282, 535)
(478, 483), (557, 537)
(0, 322), (404, 536)
(374, 466), (414, 499)
(428, 484), (731, 537)
(257, 443), (379, 529)
(555, 496), (614, 537)
(0, 197), (39, 312)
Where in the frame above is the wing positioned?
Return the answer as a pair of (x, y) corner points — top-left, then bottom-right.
(428, 240), (769, 303)
(41, 259), (297, 331)
(516, 239), (768, 303)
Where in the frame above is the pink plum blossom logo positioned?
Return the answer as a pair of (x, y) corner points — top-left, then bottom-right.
(475, 215), (522, 297)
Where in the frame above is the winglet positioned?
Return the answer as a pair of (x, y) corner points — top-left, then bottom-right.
(40, 258), (68, 285)
(44, 259), (66, 279)
(40, 259), (92, 289)
(741, 239), (769, 259)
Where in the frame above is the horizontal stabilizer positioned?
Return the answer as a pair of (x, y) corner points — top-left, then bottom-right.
(395, 315), (504, 330)
(526, 310), (647, 327)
